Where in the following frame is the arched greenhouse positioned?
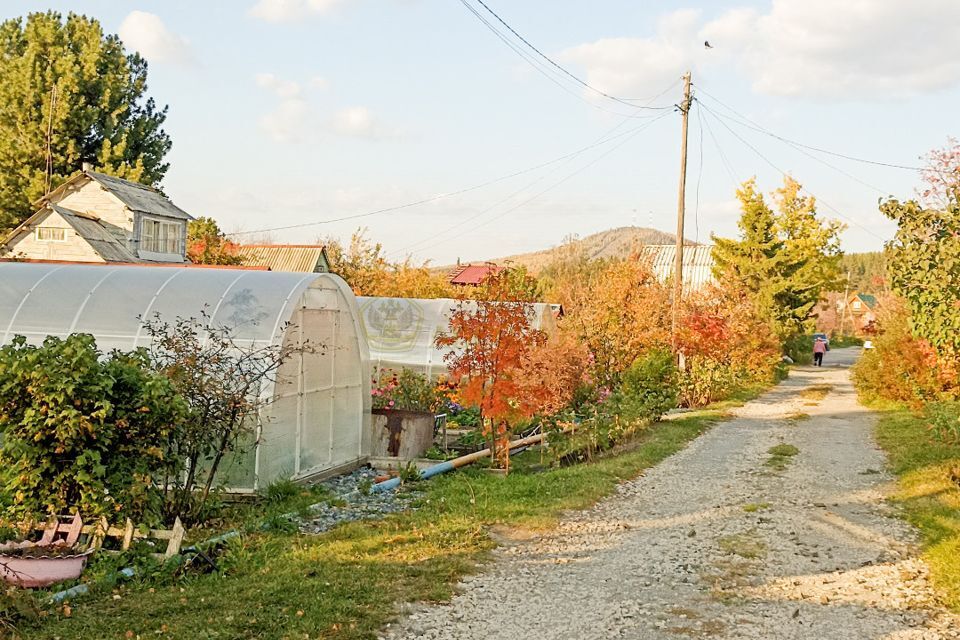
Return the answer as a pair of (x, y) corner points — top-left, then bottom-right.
(0, 262), (371, 491)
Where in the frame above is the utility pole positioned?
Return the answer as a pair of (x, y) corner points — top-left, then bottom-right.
(671, 71), (693, 354)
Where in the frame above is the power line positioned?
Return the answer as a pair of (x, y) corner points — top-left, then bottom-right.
(394, 111), (672, 258)
(464, 0), (674, 111)
(693, 101), (704, 243)
(456, 0), (658, 120)
(697, 103), (889, 243)
(694, 85), (925, 172)
(230, 119), (649, 237)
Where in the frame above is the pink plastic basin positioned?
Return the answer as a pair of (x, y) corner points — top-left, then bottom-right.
(0, 552), (92, 588)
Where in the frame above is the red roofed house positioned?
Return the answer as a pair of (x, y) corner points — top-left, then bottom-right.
(447, 262), (502, 286)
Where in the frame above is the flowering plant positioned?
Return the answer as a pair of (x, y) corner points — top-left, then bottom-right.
(371, 368), (438, 412)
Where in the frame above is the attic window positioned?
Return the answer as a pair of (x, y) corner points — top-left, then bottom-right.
(36, 227), (66, 242)
(853, 300), (861, 311)
(141, 218), (183, 254)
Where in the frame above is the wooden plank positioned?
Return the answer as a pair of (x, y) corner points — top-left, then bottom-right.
(164, 518), (185, 559)
(121, 518), (134, 551)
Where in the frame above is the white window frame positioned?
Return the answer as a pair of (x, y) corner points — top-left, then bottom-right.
(140, 217), (184, 255)
(36, 227), (67, 242)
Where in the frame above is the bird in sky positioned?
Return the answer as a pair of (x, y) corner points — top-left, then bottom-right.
(704, 40), (714, 49)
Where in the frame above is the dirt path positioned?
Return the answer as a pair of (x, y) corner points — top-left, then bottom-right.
(381, 348), (960, 639)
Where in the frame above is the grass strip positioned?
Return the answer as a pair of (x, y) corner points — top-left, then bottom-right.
(22, 410), (730, 640)
(873, 404), (960, 611)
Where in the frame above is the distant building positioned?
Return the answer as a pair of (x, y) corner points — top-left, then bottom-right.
(239, 244), (330, 273)
(639, 244), (715, 292)
(447, 262), (502, 286)
(1, 166), (192, 264)
(839, 291), (879, 333)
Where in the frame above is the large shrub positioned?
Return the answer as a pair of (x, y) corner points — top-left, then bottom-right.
(0, 335), (186, 523)
(853, 299), (944, 407)
(612, 349), (677, 424)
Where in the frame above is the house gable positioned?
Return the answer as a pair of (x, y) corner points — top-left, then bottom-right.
(1, 207), (107, 263)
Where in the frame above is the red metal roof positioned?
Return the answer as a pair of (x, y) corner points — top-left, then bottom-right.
(448, 263), (502, 286)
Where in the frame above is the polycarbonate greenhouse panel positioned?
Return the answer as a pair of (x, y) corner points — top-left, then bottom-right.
(358, 296), (559, 377)
(0, 262), (371, 492)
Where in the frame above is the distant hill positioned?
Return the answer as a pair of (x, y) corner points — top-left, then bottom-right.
(443, 226), (692, 274)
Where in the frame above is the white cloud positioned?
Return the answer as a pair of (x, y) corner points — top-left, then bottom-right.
(330, 106), (402, 139)
(118, 11), (193, 65)
(255, 73), (302, 99)
(560, 10), (701, 102)
(248, 0), (344, 23)
(703, 0), (960, 98)
(260, 97), (311, 143)
(561, 1), (960, 102)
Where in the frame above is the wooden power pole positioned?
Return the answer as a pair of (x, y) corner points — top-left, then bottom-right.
(672, 71), (693, 352)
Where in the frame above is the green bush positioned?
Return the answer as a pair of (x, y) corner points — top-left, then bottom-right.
(677, 356), (740, 407)
(372, 368), (438, 412)
(612, 349), (678, 423)
(0, 335), (187, 523)
(783, 334), (814, 365)
(926, 401), (960, 445)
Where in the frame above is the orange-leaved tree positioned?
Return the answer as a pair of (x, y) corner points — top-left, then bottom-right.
(560, 255), (672, 388)
(436, 268), (546, 471)
(187, 217), (244, 266)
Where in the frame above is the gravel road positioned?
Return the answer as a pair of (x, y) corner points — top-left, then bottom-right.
(381, 347), (960, 639)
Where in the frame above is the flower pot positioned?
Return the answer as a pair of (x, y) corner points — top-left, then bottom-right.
(0, 550), (93, 588)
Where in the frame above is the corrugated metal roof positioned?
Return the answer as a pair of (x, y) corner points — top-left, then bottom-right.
(239, 244), (327, 273)
(54, 206), (141, 263)
(639, 244), (715, 291)
(86, 171), (193, 221)
(448, 264), (502, 286)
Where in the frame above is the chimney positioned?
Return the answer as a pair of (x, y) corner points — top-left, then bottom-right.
(82, 162), (93, 173)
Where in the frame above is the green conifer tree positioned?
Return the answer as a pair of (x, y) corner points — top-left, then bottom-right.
(0, 11), (171, 231)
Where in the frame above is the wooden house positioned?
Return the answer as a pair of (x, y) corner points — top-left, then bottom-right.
(1, 166), (192, 264)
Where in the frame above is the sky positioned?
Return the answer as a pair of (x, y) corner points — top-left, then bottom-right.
(5, 0), (959, 264)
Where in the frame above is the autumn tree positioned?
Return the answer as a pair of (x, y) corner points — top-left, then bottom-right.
(559, 255), (671, 388)
(0, 12), (171, 231)
(919, 137), (960, 208)
(436, 269), (547, 470)
(187, 217), (244, 265)
(712, 177), (844, 340)
(325, 229), (456, 298)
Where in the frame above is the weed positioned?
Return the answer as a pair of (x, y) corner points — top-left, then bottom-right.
(261, 478), (301, 504)
(765, 443), (799, 471)
(741, 502), (771, 513)
(717, 531), (767, 559)
(398, 461), (422, 484)
(787, 413), (811, 423)
(357, 477), (374, 496)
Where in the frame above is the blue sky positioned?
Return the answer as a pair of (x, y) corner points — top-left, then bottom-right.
(6, 0), (959, 263)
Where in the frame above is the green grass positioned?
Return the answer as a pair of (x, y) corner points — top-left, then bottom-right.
(873, 404), (960, 611)
(765, 443), (800, 471)
(19, 410), (730, 640)
(717, 530), (767, 559)
(742, 502), (771, 513)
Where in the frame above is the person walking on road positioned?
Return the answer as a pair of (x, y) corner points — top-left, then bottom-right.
(813, 336), (827, 366)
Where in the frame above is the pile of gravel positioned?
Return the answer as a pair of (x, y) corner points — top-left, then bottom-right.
(298, 467), (422, 534)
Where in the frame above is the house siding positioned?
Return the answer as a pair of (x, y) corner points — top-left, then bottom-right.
(1, 209), (105, 262)
(56, 181), (132, 248)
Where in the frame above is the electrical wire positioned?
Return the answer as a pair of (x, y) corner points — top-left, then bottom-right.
(693, 100), (705, 244)
(697, 103), (889, 243)
(456, 0), (658, 120)
(463, 0), (675, 110)
(395, 111), (672, 258)
(230, 118), (648, 237)
(694, 85), (925, 172)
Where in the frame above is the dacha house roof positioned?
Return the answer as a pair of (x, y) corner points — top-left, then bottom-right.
(853, 293), (878, 309)
(36, 169), (193, 221)
(0, 204), (141, 263)
(447, 263), (503, 286)
(639, 244), (715, 291)
(239, 244), (329, 273)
